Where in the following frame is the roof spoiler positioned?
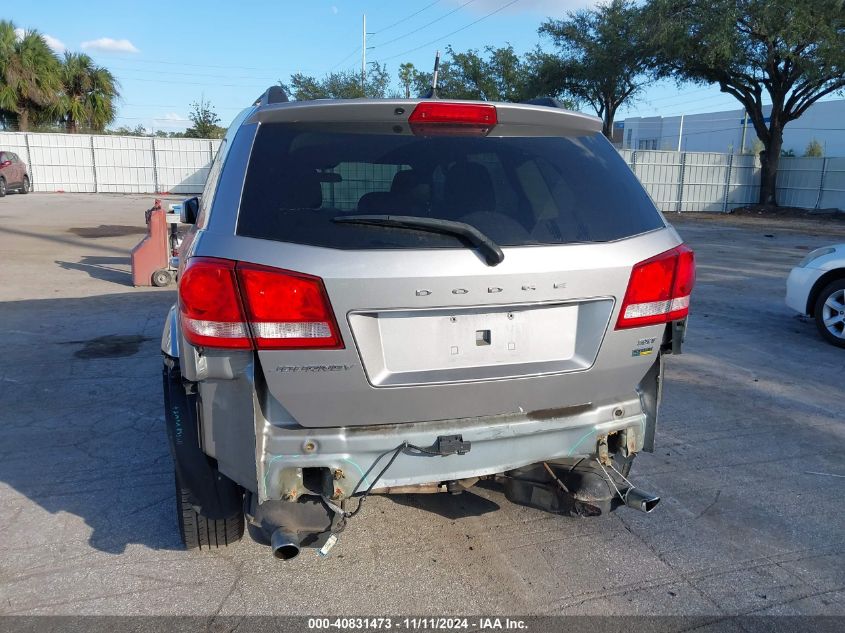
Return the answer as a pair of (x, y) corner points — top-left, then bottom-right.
(521, 97), (568, 109)
(254, 85), (289, 107)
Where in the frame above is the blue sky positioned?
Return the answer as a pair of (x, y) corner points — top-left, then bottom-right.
(12, 0), (756, 132)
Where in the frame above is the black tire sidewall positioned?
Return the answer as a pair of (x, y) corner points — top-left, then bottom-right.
(152, 270), (171, 287)
(0, 177), (6, 197)
(21, 176), (29, 193)
(814, 279), (845, 348)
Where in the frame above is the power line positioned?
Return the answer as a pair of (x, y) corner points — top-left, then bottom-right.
(373, 0), (443, 34)
(379, 0), (521, 62)
(123, 76), (270, 89)
(372, 0), (479, 50)
(642, 86), (722, 105)
(92, 53), (320, 74)
(106, 65), (282, 82)
(328, 45), (362, 72)
(122, 101), (245, 111)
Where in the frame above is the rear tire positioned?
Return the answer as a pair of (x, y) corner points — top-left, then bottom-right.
(175, 471), (244, 550)
(0, 177), (6, 197)
(20, 175), (29, 194)
(814, 279), (845, 348)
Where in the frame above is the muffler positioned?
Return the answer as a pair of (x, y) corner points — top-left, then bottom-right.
(622, 487), (660, 513)
(270, 528), (300, 560)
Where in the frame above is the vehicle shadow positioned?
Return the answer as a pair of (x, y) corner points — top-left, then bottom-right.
(56, 256), (133, 286)
(0, 291), (179, 555)
(386, 485), (501, 520)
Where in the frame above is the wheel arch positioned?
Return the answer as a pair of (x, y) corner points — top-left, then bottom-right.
(161, 304), (180, 358)
(162, 360), (243, 520)
(807, 268), (845, 316)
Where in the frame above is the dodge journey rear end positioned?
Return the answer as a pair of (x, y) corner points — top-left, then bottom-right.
(161, 87), (694, 558)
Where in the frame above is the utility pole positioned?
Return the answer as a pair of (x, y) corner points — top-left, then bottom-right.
(361, 14), (366, 95)
(740, 110), (749, 154)
(677, 114), (684, 152)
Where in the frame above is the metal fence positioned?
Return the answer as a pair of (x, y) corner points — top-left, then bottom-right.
(0, 131), (221, 194)
(3, 131), (844, 212)
(620, 150), (845, 213)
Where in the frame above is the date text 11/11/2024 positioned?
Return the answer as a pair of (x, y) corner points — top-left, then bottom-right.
(307, 617), (529, 630)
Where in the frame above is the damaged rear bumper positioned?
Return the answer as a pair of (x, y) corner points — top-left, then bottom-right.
(258, 395), (648, 503)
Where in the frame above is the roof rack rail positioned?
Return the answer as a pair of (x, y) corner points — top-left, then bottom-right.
(254, 85), (289, 107)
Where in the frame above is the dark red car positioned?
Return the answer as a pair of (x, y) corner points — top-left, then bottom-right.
(0, 151), (31, 197)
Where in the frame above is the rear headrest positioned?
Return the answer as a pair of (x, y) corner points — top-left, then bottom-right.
(279, 168), (322, 209)
(357, 191), (393, 213)
(391, 170), (420, 194)
(443, 162), (495, 215)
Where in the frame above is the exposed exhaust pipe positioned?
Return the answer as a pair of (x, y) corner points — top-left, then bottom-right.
(622, 487), (661, 513)
(270, 528), (300, 560)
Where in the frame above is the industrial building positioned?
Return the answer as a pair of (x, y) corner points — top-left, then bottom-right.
(619, 98), (845, 156)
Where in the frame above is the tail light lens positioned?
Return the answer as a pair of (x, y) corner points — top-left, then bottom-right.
(616, 245), (696, 329)
(237, 263), (343, 349)
(178, 258), (343, 350)
(409, 102), (497, 136)
(179, 258), (251, 348)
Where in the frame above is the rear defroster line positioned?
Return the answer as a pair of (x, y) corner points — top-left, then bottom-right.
(318, 436), (472, 557)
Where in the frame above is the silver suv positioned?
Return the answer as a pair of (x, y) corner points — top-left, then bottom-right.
(162, 87), (695, 559)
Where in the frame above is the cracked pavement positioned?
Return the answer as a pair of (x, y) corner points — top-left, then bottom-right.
(0, 194), (843, 616)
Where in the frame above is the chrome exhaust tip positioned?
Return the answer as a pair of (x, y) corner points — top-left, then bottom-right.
(623, 487), (660, 513)
(270, 528), (300, 560)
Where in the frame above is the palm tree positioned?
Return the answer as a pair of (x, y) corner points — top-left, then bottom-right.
(57, 52), (120, 133)
(0, 20), (61, 131)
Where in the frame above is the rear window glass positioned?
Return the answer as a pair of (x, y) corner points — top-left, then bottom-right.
(237, 123), (664, 249)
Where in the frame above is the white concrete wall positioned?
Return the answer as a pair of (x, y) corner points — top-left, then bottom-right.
(0, 131), (222, 194)
(622, 149), (842, 212)
(2, 131), (843, 211)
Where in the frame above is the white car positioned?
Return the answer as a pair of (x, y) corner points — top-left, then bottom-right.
(786, 244), (845, 347)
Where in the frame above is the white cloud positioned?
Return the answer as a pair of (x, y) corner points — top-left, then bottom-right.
(81, 37), (140, 54)
(331, 5), (339, 14)
(150, 113), (189, 131)
(43, 34), (67, 53)
(13, 28), (66, 53)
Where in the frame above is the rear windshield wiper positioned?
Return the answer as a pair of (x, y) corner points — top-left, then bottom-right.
(332, 214), (505, 266)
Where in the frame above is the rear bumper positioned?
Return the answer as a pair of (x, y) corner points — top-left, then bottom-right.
(258, 395), (646, 502)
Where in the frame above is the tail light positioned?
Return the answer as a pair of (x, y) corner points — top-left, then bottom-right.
(237, 263), (343, 349)
(179, 258), (250, 348)
(179, 258), (343, 350)
(616, 245), (695, 329)
(409, 102), (497, 136)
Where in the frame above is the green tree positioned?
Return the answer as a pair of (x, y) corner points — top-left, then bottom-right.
(398, 62), (416, 98)
(55, 52), (119, 133)
(184, 97), (225, 138)
(649, 0), (845, 205)
(0, 20), (61, 131)
(110, 124), (148, 136)
(536, 0), (653, 139)
(285, 62), (391, 100)
(409, 45), (548, 102)
(804, 139), (824, 158)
